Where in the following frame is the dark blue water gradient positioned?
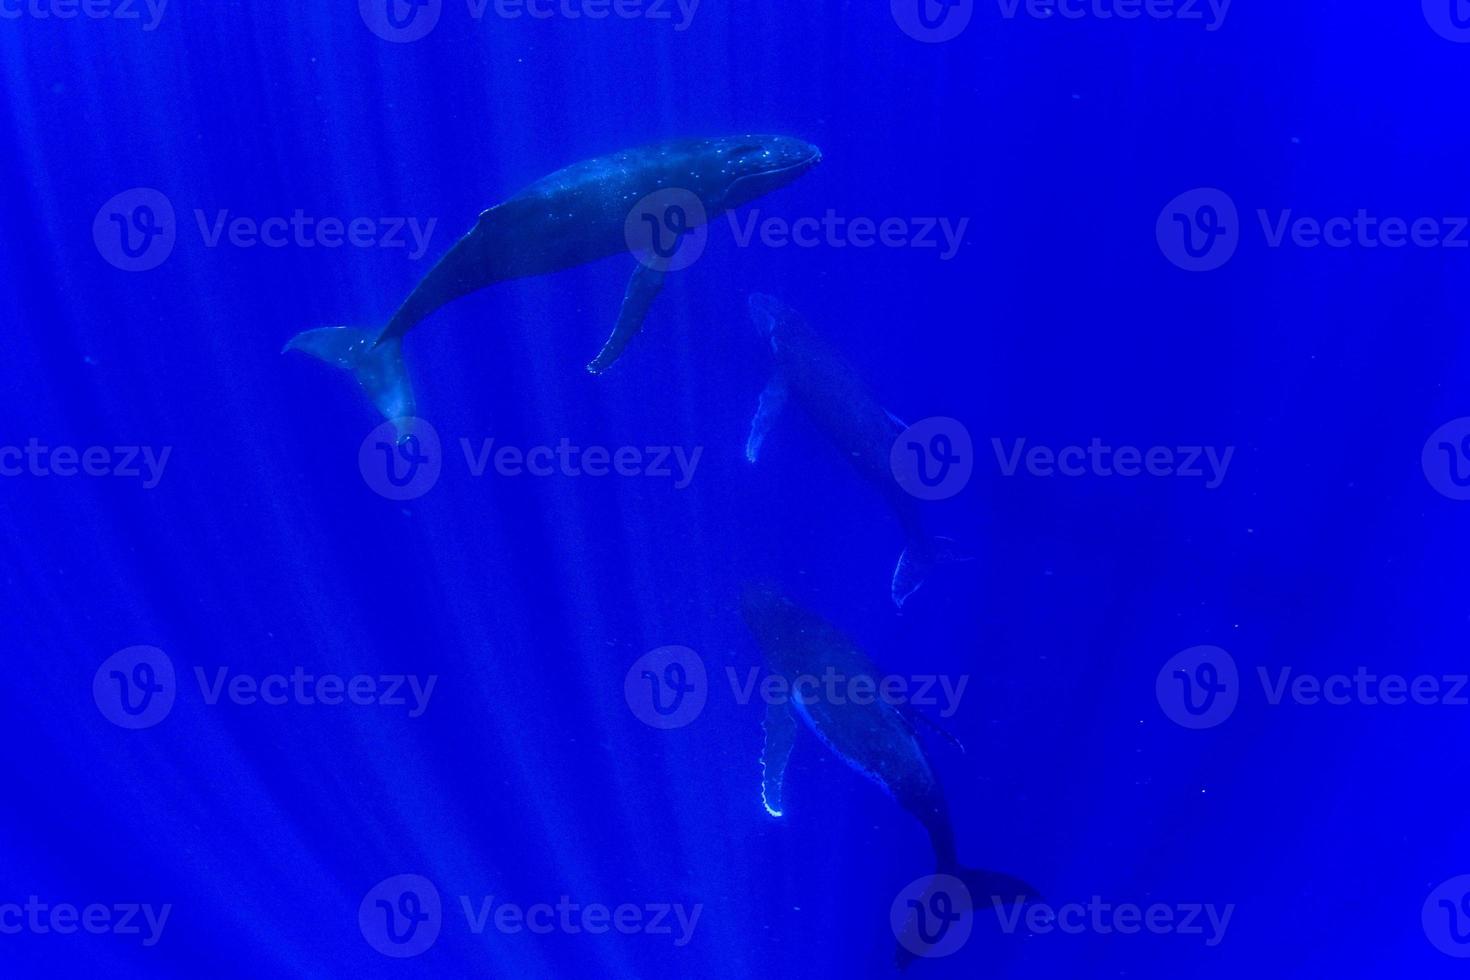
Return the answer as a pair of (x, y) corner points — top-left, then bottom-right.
(3, 1), (1470, 976)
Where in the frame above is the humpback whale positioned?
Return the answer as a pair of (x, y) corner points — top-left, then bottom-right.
(744, 293), (965, 607)
(284, 136), (821, 438)
(740, 582), (1037, 966)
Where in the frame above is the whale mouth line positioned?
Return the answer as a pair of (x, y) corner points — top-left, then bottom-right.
(784, 147), (823, 173)
(723, 150), (822, 207)
(755, 153), (821, 181)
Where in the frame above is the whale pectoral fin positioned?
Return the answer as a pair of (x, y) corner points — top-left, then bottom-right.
(745, 375), (789, 463)
(761, 702), (797, 818)
(587, 261), (667, 375)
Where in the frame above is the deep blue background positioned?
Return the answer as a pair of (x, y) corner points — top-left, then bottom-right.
(4, 1), (1470, 976)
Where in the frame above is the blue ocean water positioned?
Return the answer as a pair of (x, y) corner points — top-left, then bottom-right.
(5, 1), (1470, 976)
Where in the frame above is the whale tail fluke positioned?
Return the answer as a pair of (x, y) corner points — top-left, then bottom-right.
(283, 326), (416, 442)
(951, 865), (1040, 909)
(892, 536), (970, 610)
(894, 863), (1038, 971)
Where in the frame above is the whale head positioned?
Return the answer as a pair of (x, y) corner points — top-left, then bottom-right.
(740, 579), (799, 667)
(747, 292), (805, 355)
(740, 580), (868, 682)
(714, 135), (822, 212)
(741, 579), (789, 623)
